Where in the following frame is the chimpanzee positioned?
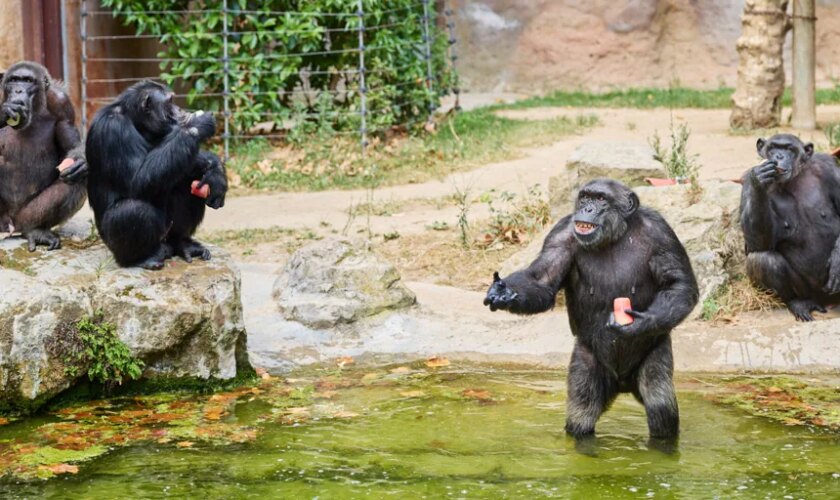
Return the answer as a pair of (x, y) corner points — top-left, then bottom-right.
(484, 179), (698, 441)
(85, 81), (227, 269)
(0, 61), (87, 250)
(740, 133), (840, 321)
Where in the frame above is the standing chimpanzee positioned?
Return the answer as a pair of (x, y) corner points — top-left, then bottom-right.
(484, 179), (698, 441)
(740, 133), (840, 321)
(0, 61), (87, 250)
(85, 81), (227, 269)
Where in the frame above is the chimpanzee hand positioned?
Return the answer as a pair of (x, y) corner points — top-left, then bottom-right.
(750, 160), (780, 187)
(183, 110), (216, 142)
(59, 159), (88, 185)
(196, 170), (227, 210)
(1, 102), (27, 128)
(484, 271), (520, 311)
(607, 308), (652, 336)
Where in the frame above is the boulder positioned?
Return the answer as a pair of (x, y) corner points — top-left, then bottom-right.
(273, 238), (416, 329)
(0, 236), (248, 412)
(549, 141), (666, 217)
(502, 181), (744, 318)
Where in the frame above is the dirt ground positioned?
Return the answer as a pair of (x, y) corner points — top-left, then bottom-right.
(197, 101), (840, 255)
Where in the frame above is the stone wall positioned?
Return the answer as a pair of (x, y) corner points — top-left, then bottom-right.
(0, 1), (23, 71)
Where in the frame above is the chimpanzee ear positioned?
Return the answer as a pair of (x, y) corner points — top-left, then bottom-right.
(141, 92), (151, 110)
(43, 75), (50, 90)
(624, 191), (639, 216)
(756, 138), (766, 156)
(803, 142), (814, 159)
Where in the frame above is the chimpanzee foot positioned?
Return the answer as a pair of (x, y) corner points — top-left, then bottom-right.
(787, 299), (827, 322)
(137, 243), (173, 271)
(174, 238), (211, 263)
(25, 229), (60, 251)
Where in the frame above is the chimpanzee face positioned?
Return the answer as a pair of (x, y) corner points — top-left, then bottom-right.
(2, 65), (43, 130)
(573, 180), (639, 249)
(137, 84), (179, 137)
(757, 134), (813, 183)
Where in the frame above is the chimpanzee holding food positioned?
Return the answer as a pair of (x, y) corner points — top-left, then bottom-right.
(86, 81), (227, 270)
(484, 179), (698, 441)
(0, 61), (87, 250)
(740, 133), (840, 321)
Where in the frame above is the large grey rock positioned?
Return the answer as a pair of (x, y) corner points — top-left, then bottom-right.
(0, 237), (248, 411)
(549, 141), (665, 216)
(502, 181), (744, 318)
(273, 238), (416, 329)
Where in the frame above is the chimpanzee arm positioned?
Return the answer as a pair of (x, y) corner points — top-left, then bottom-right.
(485, 216), (576, 314)
(739, 168), (777, 252)
(612, 216), (699, 335)
(88, 111), (204, 200)
(48, 87), (84, 160)
(630, 223), (699, 333)
(821, 158), (840, 293)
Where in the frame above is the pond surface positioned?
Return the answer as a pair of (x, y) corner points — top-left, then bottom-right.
(1, 365), (838, 499)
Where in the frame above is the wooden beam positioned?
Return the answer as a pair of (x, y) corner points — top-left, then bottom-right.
(791, 0), (816, 129)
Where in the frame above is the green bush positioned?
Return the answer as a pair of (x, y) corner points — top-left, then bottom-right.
(100, 0), (456, 136)
(65, 313), (145, 387)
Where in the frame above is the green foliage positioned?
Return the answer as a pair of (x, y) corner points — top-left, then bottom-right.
(825, 122), (840, 149)
(66, 313), (145, 386)
(477, 185), (550, 247)
(99, 0), (456, 135)
(649, 122), (699, 180)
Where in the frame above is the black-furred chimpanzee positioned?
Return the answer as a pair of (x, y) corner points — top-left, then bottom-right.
(740, 133), (840, 321)
(484, 179), (698, 441)
(0, 61), (87, 250)
(86, 81), (227, 269)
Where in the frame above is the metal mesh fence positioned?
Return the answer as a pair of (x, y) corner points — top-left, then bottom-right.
(79, 0), (459, 162)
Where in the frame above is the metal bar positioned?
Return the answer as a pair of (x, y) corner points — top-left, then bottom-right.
(223, 0), (231, 163)
(444, 2), (461, 110)
(792, 0), (816, 129)
(357, 0), (367, 159)
(421, 0), (436, 121)
(80, 0), (88, 136)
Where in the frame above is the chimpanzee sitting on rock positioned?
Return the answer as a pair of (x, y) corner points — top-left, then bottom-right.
(86, 81), (227, 270)
(740, 133), (840, 321)
(484, 179), (698, 442)
(0, 61), (87, 250)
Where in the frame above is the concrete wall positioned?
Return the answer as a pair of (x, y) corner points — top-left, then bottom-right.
(0, 0), (23, 71)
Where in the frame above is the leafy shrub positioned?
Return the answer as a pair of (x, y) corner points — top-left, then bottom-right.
(65, 313), (145, 387)
(100, 0), (456, 135)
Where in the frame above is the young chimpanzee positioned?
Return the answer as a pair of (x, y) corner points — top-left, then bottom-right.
(0, 61), (87, 250)
(740, 133), (840, 321)
(86, 81), (227, 269)
(484, 179), (698, 441)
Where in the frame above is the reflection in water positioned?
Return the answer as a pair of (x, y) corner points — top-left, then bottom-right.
(0, 367), (838, 498)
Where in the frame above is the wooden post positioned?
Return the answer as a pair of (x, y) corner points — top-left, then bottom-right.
(791, 0), (816, 130)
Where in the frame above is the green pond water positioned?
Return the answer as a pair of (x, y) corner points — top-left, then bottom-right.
(0, 367), (838, 499)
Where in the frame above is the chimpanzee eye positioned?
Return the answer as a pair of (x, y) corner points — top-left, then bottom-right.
(597, 195), (605, 201)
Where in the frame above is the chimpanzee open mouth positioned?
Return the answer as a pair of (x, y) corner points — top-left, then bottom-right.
(574, 222), (598, 235)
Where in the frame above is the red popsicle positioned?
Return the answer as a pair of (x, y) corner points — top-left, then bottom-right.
(613, 297), (634, 325)
(191, 180), (210, 199)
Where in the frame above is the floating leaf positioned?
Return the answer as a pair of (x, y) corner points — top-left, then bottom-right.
(176, 441), (194, 448)
(0, 418), (9, 426)
(462, 389), (493, 401)
(40, 463), (78, 475)
(390, 367), (411, 375)
(425, 357), (450, 368)
(336, 356), (355, 368)
(400, 390), (425, 398)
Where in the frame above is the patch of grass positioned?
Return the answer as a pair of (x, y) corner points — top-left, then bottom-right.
(476, 185), (550, 248)
(709, 375), (840, 431)
(825, 122), (840, 149)
(492, 86), (840, 110)
(226, 109), (599, 192)
(649, 122), (700, 180)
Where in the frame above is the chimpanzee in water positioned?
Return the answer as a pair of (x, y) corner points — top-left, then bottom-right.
(0, 61), (87, 250)
(740, 133), (840, 321)
(484, 179), (698, 442)
(86, 81), (227, 269)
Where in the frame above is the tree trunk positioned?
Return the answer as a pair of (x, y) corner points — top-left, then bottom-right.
(730, 1), (791, 129)
(791, 0), (816, 129)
